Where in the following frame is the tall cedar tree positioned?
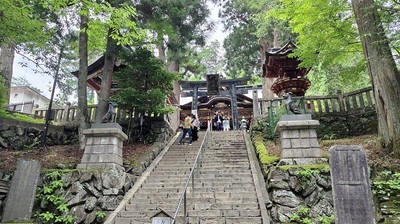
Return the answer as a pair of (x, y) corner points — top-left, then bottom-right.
(77, 5), (90, 150)
(352, 0), (400, 156)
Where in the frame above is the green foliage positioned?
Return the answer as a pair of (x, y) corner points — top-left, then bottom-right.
(263, 0), (372, 95)
(113, 47), (179, 115)
(295, 168), (320, 182)
(255, 141), (279, 165)
(252, 131), (279, 165)
(289, 206), (334, 224)
(180, 40), (226, 80)
(0, 0), (48, 46)
(95, 210), (107, 219)
(373, 171), (400, 204)
(251, 117), (269, 133)
(318, 215), (335, 224)
(35, 171), (74, 224)
(223, 24), (261, 79)
(289, 206), (312, 224)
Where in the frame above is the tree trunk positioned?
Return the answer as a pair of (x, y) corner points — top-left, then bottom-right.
(157, 42), (166, 63)
(352, 0), (400, 156)
(260, 38), (275, 100)
(77, 10), (90, 150)
(167, 50), (181, 133)
(0, 43), (15, 104)
(95, 29), (116, 123)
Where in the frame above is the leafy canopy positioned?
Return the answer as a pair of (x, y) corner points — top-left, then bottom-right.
(269, 0), (362, 68)
(112, 47), (179, 114)
(0, 0), (48, 46)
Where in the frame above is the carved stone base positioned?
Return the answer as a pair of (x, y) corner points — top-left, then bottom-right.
(77, 123), (128, 171)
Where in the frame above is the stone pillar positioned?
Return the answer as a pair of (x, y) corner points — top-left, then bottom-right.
(274, 114), (324, 165)
(77, 123), (128, 171)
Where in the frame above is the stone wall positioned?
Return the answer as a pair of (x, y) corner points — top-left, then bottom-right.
(265, 166), (334, 223)
(314, 111), (377, 139)
(0, 116), (173, 150)
(0, 118), (78, 150)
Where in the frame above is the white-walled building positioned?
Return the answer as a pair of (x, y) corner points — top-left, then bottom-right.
(7, 86), (50, 114)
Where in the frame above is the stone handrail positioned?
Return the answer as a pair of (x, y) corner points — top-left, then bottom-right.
(171, 120), (211, 224)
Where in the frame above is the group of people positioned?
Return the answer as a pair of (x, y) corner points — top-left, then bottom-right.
(213, 111), (230, 131)
(179, 111), (250, 144)
(178, 113), (200, 145)
(214, 110), (250, 131)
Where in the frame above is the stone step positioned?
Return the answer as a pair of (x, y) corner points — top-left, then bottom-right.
(113, 216), (263, 224)
(132, 191), (258, 200)
(118, 209), (261, 220)
(142, 182), (255, 189)
(150, 167), (250, 173)
(146, 176), (254, 183)
(137, 184), (255, 195)
(106, 130), (265, 224)
(124, 202), (259, 211)
(129, 196), (258, 205)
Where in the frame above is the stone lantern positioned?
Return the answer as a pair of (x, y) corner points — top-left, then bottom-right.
(263, 40), (311, 97)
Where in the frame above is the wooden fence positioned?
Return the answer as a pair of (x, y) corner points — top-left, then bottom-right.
(257, 86), (375, 117)
(33, 105), (163, 125)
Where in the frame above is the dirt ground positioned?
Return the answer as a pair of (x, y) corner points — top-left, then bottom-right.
(0, 133), (398, 173)
(265, 133), (400, 172)
(0, 143), (151, 173)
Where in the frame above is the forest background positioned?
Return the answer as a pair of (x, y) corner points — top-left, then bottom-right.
(0, 0), (399, 154)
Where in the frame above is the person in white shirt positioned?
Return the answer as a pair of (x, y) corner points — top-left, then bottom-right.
(223, 116), (230, 131)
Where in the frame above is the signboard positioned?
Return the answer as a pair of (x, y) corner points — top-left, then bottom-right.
(152, 217), (171, 224)
(207, 74), (220, 95)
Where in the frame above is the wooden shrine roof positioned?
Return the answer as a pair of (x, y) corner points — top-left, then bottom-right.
(180, 94), (253, 110)
(262, 40), (309, 79)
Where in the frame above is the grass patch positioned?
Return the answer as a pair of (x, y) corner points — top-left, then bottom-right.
(0, 110), (45, 124)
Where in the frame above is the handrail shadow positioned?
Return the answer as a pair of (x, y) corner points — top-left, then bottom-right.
(171, 120), (211, 224)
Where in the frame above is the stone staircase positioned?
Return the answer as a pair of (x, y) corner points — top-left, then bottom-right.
(105, 130), (269, 224)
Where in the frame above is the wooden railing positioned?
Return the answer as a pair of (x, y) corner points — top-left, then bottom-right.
(257, 86), (375, 117)
(33, 105), (163, 124)
(255, 86), (375, 138)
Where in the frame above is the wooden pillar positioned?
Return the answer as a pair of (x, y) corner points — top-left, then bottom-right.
(252, 86), (259, 117)
(192, 85), (198, 115)
(230, 83), (239, 130)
